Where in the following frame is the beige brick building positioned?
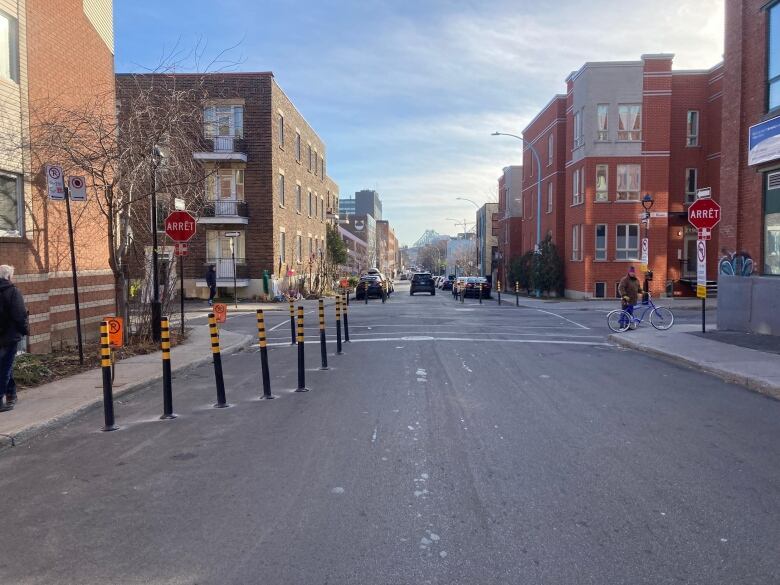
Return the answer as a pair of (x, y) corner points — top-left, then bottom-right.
(0, 0), (115, 352)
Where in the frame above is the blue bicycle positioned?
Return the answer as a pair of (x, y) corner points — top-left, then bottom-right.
(606, 294), (675, 333)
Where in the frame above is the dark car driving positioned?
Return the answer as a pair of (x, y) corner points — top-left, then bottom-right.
(410, 272), (436, 296)
(355, 275), (385, 299)
(441, 275), (455, 291)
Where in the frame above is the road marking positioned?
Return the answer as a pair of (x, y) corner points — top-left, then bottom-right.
(371, 427), (378, 443)
(535, 308), (590, 330)
(259, 337), (610, 347)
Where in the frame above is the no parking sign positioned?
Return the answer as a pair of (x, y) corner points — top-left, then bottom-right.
(68, 176), (87, 201)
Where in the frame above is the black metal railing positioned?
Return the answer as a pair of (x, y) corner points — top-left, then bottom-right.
(202, 200), (249, 218)
(205, 258), (249, 280)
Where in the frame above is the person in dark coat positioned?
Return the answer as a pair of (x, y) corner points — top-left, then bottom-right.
(0, 265), (29, 412)
(617, 266), (643, 329)
(205, 265), (217, 306)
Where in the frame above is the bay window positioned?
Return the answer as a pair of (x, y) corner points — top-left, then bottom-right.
(617, 104), (641, 141)
(616, 224), (640, 260)
(597, 104), (608, 141)
(596, 164), (608, 201)
(616, 164), (641, 201)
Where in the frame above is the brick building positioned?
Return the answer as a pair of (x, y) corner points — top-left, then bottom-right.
(718, 0), (780, 334)
(495, 165), (523, 286)
(516, 55), (723, 298)
(475, 202), (498, 281)
(0, 0), (115, 352)
(339, 225), (368, 275)
(376, 219), (400, 277)
(115, 72), (339, 299)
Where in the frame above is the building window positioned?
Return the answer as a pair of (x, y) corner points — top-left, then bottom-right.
(686, 110), (699, 146)
(770, 3), (780, 110)
(0, 11), (18, 83)
(573, 110), (583, 148)
(278, 113), (285, 147)
(321, 156), (326, 178)
(308, 236), (313, 259)
(572, 168), (584, 205)
(278, 173), (285, 206)
(616, 164), (641, 201)
(685, 168), (698, 203)
(596, 164), (608, 201)
(764, 171), (780, 274)
(279, 231), (286, 264)
(547, 134), (554, 165)
(616, 224), (640, 260)
(0, 172), (22, 236)
(320, 196), (325, 220)
(594, 282), (606, 298)
(204, 105), (243, 138)
(296, 132), (301, 161)
(617, 104), (641, 141)
(547, 182), (553, 213)
(597, 104), (608, 141)
(595, 224), (607, 261)
(207, 168), (244, 201)
(571, 224), (582, 261)
(206, 230), (246, 263)
(313, 195), (318, 218)
(296, 234), (303, 263)
(308, 190), (313, 216)
(296, 185), (302, 212)
(308, 145), (313, 171)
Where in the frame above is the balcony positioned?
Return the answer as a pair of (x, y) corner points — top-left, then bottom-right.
(193, 135), (248, 162)
(198, 200), (249, 225)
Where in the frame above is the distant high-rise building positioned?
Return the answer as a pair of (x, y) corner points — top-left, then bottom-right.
(339, 198), (356, 216)
(354, 189), (382, 220)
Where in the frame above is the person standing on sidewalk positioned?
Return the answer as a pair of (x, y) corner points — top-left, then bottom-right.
(205, 264), (217, 306)
(618, 266), (643, 329)
(0, 265), (29, 412)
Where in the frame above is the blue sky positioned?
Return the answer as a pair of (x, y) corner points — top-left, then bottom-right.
(116, 0), (725, 245)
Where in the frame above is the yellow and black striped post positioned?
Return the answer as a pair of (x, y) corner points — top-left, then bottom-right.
(100, 320), (117, 431)
(515, 281), (520, 306)
(318, 299), (329, 370)
(160, 316), (176, 419)
(479, 279), (483, 304)
(289, 300), (296, 345)
(335, 296), (344, 355)
(342, 294), (350, 342)
(256, 310), (275, 399)
(295, 305), (309, 392)
(381, 280), (387, 303)
(209, 313), (228, 407)
(497, 280), (502, 306)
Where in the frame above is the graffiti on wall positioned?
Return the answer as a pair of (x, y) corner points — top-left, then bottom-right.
(719, 250), (754, 277)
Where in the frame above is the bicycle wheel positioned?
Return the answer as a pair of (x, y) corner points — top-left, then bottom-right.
(607, 310), (631, 332)
(650, 306), (675, 330)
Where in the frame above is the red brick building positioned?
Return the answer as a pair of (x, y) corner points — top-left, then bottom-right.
(516, 55), (723, 298)
(495, 165), (523, 286)
(718, 0), (780, 334)
(0, 0), (115, 352)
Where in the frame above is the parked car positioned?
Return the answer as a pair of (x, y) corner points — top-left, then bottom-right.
(355, 275), (385, 299)
(452, 276), (468, 296)
(410, 272), (436, 296)
(365, 268), (393, 294)
(441, 275), (455, 291)
(463, 277), (491, 298)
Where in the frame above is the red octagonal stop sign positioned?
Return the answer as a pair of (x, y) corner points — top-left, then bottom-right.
(164, 210), (197, 242)
(688, 197), (721, 230)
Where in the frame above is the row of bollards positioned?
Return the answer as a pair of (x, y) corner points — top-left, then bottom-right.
(99, 295), (354, 431)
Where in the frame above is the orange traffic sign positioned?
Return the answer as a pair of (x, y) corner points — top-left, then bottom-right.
(104, 316), (124, 347)
(213, 303), (228, 324)
(339, 278), (349, 289)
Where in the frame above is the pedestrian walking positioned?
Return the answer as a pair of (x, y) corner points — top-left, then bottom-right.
(618, 266), (643, 330)
(205, 264), (217, 306)
(0, 265), (28, 412)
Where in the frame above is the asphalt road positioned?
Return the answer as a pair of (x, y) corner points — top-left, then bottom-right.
(1, 282), (778, 584)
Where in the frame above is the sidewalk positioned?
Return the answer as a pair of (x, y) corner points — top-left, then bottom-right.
(510, 295), (716, 311)
(610, 324), (780, 399)
(0, 324), (255, 449)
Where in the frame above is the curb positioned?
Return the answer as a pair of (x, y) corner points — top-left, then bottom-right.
(609, 334), (780, 400)
(0, 332), (255, 451)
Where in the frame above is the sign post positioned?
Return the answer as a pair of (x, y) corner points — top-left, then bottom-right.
(47, 165), (84, 364)
(640, 237), (649, 273)
(164, 210), (197, 337)
(688, 189), (720, 334)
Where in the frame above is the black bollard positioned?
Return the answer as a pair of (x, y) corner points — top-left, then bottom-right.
(515, 281), (519, 306)
(318, 299), (329, 370)
(382, 281), (387, 303)
(289, 300), (296, 345)
(342, 294), (351, 342)
(209, 313), (229, 407)
(256, 310), (275, 399)
(336, 296), (344, 355)
(498, 280), (502, 306)
(160, 316), (176, 419)
(100, 320), (118, 431)
(479, 282), (482, 304)
(295, 305), (309, 392)
(365, 284), (368, 304)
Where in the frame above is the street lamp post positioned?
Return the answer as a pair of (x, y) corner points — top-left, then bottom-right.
(150, 145), (167, 343)
(493, 131), (542, 297)
(641, 193), (654, 300)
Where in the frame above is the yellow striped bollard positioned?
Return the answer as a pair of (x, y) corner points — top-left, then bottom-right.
(160, 316), (176, 419)
(318, 299), (329, 370)
(289, 300), (296, 345)
(515, 281), (520, 306)
(257, 310), (275, 399)
(295, 305), (309, 392)
(335, 296), (344, 355)
(342, 294), (350, 342)
(100, 320), (118, 431)
(209, 312), (228, 408)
